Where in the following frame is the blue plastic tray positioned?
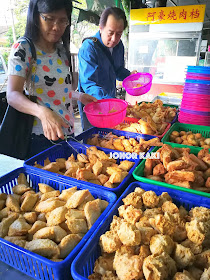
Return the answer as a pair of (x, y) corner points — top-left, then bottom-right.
(71, 181), (210, 280)
(74, 127), (157, 148)
(24, 141), (140, 195)
(0, 167), (117, 280)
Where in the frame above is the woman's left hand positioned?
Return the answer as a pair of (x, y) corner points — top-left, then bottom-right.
(80, 93), (97, 105)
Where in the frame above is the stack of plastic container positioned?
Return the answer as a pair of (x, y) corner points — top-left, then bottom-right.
(179, 66), (210, 126)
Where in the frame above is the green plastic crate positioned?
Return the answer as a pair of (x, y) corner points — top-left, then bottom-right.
(132, 143), (210, 198)
(162, 123), (210, 151)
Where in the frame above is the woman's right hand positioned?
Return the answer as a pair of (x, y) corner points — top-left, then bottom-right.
(38, 106), (69, 141)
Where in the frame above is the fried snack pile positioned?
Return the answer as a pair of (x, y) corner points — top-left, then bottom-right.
(114, 100), (176, 135)
(126, 100), (177, 123)
(169, 130), (210, 149)
(87, 133), (162, 153)
(89, 187), (210, 280)
(34, 147), (135, 189)
(0, 173), (108, 261)
(144, 144), (210, 192)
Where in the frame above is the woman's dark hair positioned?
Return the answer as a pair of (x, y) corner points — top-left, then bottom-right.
(24, 0), (72, 62)
(99, 7), (128, 30)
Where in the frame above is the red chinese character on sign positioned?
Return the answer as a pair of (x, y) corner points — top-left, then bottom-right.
(179, 9), (187, 20)
(147, 12), (156, 21)
(167, 10), (177, 20)
(158, 10), (166, 21)
(189, 9), (200, 19)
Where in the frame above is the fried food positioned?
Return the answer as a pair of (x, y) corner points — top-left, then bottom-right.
(47, 206), (68, 226)
(58, 234), (82, 258)
(25, 239), (60, 258)
(84, 199), (102, 229)
(150, 234), (174, 255)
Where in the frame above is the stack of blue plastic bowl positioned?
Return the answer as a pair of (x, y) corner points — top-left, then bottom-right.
(179, 66), (210, 126)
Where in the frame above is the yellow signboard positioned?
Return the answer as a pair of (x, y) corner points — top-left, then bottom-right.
(130, 5), (206, 25)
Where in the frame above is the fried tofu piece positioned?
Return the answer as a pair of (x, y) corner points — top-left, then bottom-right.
(113, 139), (125, 151)
(40, 190), (60, 201)
(6, 195), (20, 212)
(104, 181), (115, 188)
(21, 192), (38, 212)
(17, 173), (29, 186)
(118, 160), (135, 171)
(117, 220), (141, 246)
(143, 207), (163, 218)
(136, 226), (157, 245)
(150, 234), (174, 255)
(173, 243), (195, 269)
(42, 162), (60, 173)
(108, 171), (128, 184)
(0, 213), (19, 238)
(93, 255), (114, 275)
(100, 230), (122, 253)
(181, 239), (202, 255)
(161, 201), (179, 214)
(65, 209), (85, 220)
(110, 216), (123, 233)
(195, 249), (210, 270)
(38, 183), (55, 193)
(158, 192), (172, 206)
(66, 218), (88, 234)
(142, 191), (160, 208)
(47, 206), (68, 226)
(84, 199), (102, 229)
(76, 168), (97, 181)
(59, 234), (82, 258)
(52, 226), (67, 243)
(66, 189), (90, 209)
(8, 216), (31, 236)
(33, 226), (55, 240)
(0, 207), (9, 221)
(113, 253), (143, 280)
(149, 214), (175, 235)
(23, 212), (37, 224)
(35, 198), (65, 213)
(122, 192), (143, 209)
(37, 213), (47, 222)
(59, 187), (77, 201)
(186, 220), (208, 245)
(118, 205), (142, 224)
(92, 160), (103, 176)
(98, 174), (109, 185)
(77, 153), (89, 163)
(12, 184), (31, 195)
(189, 154), (208, 171)
(165, 170), (195, 182)
(25, 239), (60, 258)
(28, 221), (47, 235)
(189, 206), (210, 222)
(143, 253), (177, 280)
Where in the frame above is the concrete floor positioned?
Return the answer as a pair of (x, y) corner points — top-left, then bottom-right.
(0, 112), (83, 177)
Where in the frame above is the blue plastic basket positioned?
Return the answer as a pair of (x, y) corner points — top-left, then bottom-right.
(75, 127), (157, 148)
(0, 167), (117, 280)
(24, 141), (140, 195)
(71, 181), (210, 280)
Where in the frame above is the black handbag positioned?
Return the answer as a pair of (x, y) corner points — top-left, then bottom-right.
(0, 36), (37, 160)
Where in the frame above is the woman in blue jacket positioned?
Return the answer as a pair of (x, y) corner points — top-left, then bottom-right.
(78, 7), (137, 131)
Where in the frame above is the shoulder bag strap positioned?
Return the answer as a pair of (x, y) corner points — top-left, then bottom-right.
(82, 37), (117, 73)
(18, 36), (37, 98)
